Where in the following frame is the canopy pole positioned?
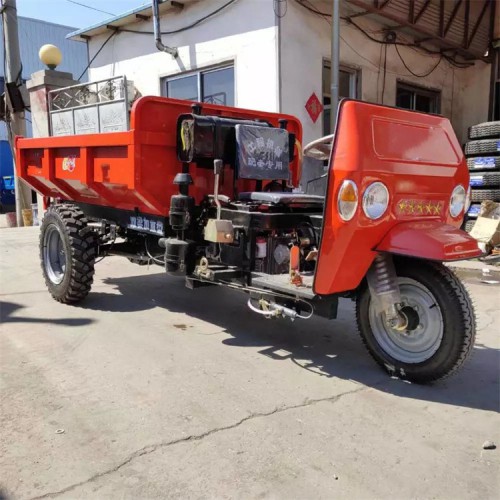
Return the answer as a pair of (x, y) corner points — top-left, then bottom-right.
(330, 0), (340, 133)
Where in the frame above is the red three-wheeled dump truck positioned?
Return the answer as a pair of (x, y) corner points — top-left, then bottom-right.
(16, 97), (481, 383)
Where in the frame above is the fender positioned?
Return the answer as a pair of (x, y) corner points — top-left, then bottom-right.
(375, 221), (482, 261)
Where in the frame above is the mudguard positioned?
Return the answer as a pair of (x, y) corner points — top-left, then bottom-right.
(375, 221), (482, 261)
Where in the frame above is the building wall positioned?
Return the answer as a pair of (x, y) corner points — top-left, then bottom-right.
(87, 0), (279, 113)
(280, 0), (491, 144)
(84, 0), (491, 145)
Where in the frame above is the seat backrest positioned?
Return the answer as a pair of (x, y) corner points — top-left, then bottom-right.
(235, 124), (290, 181)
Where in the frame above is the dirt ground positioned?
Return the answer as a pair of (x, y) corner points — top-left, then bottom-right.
(1, 227), (499, 499)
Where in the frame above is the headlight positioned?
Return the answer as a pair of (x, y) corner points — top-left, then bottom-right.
(337, 180), (358, 221)
(362, 182), (389, 220)
(449, 184), (466, 218)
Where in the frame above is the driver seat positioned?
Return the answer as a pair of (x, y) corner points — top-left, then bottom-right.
(238, 191), (324, 206)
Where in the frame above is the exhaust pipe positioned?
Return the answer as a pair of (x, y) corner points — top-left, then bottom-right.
(152, 0), (178, 58)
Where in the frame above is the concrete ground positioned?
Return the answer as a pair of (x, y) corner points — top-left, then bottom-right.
(1, 227), (499, 500)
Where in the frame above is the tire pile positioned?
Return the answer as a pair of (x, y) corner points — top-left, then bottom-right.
(464, 121), (500, 232)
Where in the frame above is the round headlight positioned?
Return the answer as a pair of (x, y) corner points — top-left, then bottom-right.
(450, 184), (466, 218)
(362, 182), (389, 220)
(337, 180), (358, 221)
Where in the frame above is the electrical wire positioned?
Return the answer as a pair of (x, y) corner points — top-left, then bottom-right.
(120, 0), (238, 36)
(346, 17), (473, 68)
(293, 0), (330, 17)
(294, 0), (473, 69)
(65, 0), (115, 16)
(381, 44), (387, 104)
(77, 30), (117, 81)
(394, 43), (443, 78)
(145, 237), (165, 265)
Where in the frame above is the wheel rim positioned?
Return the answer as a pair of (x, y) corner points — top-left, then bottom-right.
(368, 278), (444, 364)
(43, 224), (67, 285)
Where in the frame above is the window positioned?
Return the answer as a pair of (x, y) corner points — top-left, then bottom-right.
(396, 82), (440, 114)
(162, 65), (235, 106)
(322, 61), (359, 135)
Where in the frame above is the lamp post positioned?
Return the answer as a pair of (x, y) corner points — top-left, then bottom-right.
(39, 44), (63, 70)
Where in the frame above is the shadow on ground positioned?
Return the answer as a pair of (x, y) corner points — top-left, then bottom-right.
(78, 271), (499, 413)
(0, 301), (94, 327)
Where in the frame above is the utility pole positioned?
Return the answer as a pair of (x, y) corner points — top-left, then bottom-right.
(330, 0), (340, 133)
(2, 0), (32, 226)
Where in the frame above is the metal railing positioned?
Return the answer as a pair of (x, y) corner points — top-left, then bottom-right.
(48, 76), (133, 136)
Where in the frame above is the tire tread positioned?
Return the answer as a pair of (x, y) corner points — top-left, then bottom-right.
(40, 204), (96, 304)
(355, 259), (476, 384)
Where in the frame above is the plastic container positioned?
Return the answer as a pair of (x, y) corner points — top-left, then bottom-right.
(256, 237), (267, 258)
(5, 212), (17, 227)
(22, 208), (33, 226)
(31, 203), (39, 226)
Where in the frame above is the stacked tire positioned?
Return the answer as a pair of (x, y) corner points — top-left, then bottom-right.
(464, 121), (500, 232)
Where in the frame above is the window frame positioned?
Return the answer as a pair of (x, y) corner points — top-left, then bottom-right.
(161, 62), (235, 107)
(322, 60), (360, 135)
(396, 81), (441, 114)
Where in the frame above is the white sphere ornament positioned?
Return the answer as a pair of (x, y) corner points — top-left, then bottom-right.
(39, 44), (63, 70)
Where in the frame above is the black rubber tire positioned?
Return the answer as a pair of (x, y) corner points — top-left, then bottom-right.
(464, 219), (475, 233)
(467, 203), (481, 219)
(468, 121), (500, 140)
(470, 188), (500, 202)
(465, 139), (500, 157)
(468, 171), (500, 187)
(40, 204), (97, 303)
(356, 258), (475, 384)
(467, 156), (500, 171)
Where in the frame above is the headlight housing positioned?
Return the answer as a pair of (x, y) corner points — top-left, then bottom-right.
(337, 180), (358, 221)
(362, 182), (389, 220)
(449, 184), (466, 218)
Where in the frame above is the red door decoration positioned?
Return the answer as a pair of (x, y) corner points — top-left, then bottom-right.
(305, 92), (323, 123)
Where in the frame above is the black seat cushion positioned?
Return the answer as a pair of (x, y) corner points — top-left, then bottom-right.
(238, 192), (324, 205)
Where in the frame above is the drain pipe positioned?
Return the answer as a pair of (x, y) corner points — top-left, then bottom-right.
(152, 0), (178, 58)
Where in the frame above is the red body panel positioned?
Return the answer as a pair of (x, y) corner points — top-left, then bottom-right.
(314, 100), (477, 295)
(16, 97), (302, 216)
(376, 221), (483, 261)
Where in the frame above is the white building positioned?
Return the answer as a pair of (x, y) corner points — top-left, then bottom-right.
(68, 0), (498, 144)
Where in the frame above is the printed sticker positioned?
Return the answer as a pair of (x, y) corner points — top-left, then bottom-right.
(469, 176), (484, 187)
(472, 157), (495, 169)
(62, 155), (76, 173)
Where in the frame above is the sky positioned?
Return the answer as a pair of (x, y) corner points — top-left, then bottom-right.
(17, 0), (150, 29)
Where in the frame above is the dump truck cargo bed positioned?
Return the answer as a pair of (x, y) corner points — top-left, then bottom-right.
(16, 96), (302, 216)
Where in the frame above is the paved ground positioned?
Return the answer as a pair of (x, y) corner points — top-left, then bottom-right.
(1, 227), (499, 499)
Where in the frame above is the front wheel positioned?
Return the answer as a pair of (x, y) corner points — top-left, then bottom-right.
(356, 258), (476, 384)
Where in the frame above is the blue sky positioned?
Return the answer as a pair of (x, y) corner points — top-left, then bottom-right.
(18, 0), (150, 29)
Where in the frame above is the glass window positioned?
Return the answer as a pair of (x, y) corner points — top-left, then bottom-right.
(163, 65), (234, 107)
(202, 67), (234, 106)
(396, 82), (440, 114)
(322, 61), (359, 135)
(166, 75), (198, 101)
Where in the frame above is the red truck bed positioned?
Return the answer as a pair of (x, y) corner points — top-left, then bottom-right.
(16, 96), (302, 216)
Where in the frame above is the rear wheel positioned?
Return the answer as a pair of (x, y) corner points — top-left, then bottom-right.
(356, 258), (475, 384)
(40, 204), (97, 303)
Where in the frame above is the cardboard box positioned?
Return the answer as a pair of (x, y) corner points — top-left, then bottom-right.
(470, 216), (500, 253)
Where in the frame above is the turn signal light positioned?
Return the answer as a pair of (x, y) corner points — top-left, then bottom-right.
(338, 180), (358, 221)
